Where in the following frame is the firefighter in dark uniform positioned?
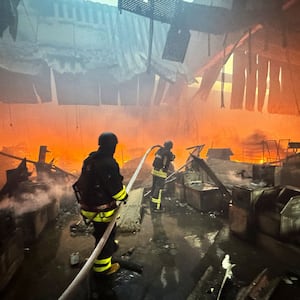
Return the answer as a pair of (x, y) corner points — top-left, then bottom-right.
(74, 132), (128, 276)
(150, 141), (175, 211)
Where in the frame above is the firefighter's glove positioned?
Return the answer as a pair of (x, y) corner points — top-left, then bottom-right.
(118, 193), (128, 205)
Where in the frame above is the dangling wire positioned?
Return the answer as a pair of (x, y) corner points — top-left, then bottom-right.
(75, 105), (79, 129)
(75, 105), (85, 155)
(221, 33), (228, 108)
(8, 103), (13, 127)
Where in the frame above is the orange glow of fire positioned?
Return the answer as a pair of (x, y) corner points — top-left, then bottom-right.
(1, 82), (300, 187)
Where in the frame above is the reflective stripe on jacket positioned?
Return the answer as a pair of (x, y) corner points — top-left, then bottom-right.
(151, 168), (167, 178)
(151, 190), (162, 209)
(112, 185), (127, 201)
(81, 208), (116, 223)
(93, 256), (112, 273)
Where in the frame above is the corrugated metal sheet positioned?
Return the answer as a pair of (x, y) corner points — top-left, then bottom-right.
(1, 0), (297, 110)
(0, 0), (178, 82)
(0, 0), (231, 83)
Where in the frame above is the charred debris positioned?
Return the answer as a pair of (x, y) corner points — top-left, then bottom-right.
(0, 142), (300, 298)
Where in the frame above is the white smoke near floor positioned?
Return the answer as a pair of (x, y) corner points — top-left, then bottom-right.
(0, 176), (75, 217)
(226, 170), (252, 185)
(206, 158), (254, 188)
(14, 189), (53, 216)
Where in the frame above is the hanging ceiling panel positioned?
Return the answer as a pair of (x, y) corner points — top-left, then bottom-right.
(119, 0), (283, 34)
(118, 0), (179, 24)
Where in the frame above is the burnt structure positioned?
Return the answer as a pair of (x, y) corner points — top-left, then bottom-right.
(175, 144), (300, 252)
(0, 158), (31, 199)
(206, 148), (233, 161)
(0, 0), (299, 113)
(0, 145), (75, 291)
(229, 185), (300, 242)
(0, 145), (75, 188)
(0, 142), (300, 298)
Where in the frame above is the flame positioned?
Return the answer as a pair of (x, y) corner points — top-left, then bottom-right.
(0, 85), (300, 186)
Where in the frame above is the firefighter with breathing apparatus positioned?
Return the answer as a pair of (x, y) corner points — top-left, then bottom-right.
(73, 132), (128, 276)
(150, 140), (175, 212)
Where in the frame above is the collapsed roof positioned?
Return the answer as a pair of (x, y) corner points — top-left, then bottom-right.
(0, 0), (299, 114)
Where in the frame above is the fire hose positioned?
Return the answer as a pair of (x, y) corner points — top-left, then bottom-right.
(58, 145), (160, 300)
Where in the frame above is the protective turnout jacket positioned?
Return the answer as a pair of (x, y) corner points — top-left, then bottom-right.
(152, 146), (175, 177)
(74, 148), (127, 215)
(150, 145), (175, 210)
(74, 145), (127, 274)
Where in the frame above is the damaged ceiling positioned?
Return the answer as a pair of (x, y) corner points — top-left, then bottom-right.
(0, 0), (299, 115)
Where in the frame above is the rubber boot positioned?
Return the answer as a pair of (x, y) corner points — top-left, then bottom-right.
(114, 239), (119, 252)
(105, 262), (120, 275)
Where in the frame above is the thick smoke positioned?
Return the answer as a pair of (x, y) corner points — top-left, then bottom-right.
(0, 175), (75, 217)
(0, 92), (300, 172)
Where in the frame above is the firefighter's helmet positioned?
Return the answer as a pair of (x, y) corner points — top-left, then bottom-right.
(164, 140), (173, 150)
(98, 132), (118, 148)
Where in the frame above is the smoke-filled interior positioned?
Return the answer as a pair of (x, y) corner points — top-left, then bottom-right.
(1, 83), (299, 187)
(0, 0), (300, 187)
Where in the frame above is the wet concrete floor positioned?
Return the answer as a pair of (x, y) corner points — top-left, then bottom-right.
(1, 192), (300, 300)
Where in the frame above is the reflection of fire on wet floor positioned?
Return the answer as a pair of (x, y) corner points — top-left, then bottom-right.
(86, 189), (226, 300)
(2, 182), (300, 299)
(88, 188), (300, 300)
(89, 263), (143, 299)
